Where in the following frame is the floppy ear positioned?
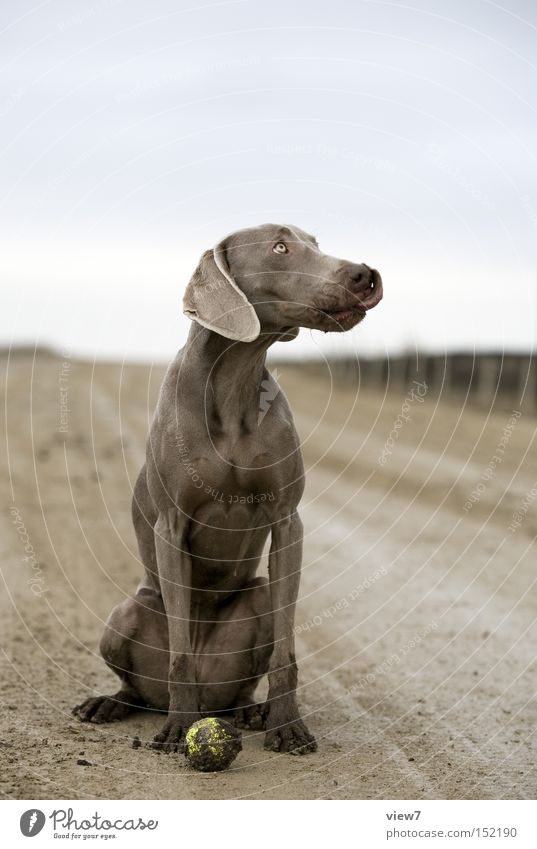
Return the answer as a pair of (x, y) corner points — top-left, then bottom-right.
(183, 240), (260, 342)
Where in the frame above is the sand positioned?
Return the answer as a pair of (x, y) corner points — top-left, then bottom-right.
(1, 352), (536, 799)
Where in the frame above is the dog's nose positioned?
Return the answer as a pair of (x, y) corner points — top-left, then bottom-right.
(346, 263), (374, 294)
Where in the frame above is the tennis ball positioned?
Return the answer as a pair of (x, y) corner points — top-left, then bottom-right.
(184, 717), (242, 772)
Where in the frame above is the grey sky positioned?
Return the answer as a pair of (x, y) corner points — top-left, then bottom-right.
(2, 0), (536, 361)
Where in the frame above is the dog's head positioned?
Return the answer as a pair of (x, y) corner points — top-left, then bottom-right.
(183, 223), (383, 342)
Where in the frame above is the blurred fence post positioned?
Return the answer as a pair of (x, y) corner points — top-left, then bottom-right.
(386, 357), (406, 390)
(516, 355), (537, 412)
(475, 355), (499, 406)
(359, 358), (384, 386)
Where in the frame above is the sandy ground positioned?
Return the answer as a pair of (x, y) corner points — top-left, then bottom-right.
(1, 351), (537, 800)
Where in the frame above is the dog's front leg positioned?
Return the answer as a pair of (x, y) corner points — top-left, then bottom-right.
(264, 512), (317, 755)
(150, 509), (200, 752)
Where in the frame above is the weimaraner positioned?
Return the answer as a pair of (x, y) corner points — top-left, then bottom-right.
(73, 223), (383, 755)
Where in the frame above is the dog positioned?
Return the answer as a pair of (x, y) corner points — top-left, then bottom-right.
(73, 223), (383, 754)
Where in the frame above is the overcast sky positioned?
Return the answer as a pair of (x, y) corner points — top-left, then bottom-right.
(1, 0), (536, 361)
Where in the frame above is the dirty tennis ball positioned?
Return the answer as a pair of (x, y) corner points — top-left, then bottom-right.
(184, 718), (242, 772)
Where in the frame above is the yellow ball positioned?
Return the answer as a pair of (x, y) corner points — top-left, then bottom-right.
(184, 717), (242, 772)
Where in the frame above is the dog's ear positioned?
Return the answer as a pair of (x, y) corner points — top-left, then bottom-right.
(183, 240), (260, 342)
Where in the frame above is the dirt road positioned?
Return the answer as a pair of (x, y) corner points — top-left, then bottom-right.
(2, 352), (537, 799)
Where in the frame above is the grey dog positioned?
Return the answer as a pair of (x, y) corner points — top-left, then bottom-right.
(73, 223), (383, 755)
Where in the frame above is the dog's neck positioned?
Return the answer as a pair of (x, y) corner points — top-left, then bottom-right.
(185, 323), (280, 433)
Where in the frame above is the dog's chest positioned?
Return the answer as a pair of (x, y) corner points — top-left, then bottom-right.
(187, 453), (277, 511)
(189, 498), (272, 573)
(178, 426), (286, 491)
(174, 414), (303, 520)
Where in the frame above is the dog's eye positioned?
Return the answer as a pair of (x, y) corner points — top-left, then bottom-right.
(272, 242), (288, 254)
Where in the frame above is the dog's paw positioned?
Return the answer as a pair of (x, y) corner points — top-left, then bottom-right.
(264, 717), (317, 755)
(72, 693), (135, 724)
(149, 714), (200, 753)
(233, 702), (268, 730)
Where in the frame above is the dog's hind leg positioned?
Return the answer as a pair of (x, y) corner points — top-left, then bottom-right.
(196, 577), (273, 726)
(73, 594), (148, 723)
(231, 579), (274, 729)
(72, 589), (170, 723)
(73, 466), (167, 723)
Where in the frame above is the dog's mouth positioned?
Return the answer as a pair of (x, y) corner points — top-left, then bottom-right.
(316, 305), (367, 331)
(314, 269), (383, 331)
